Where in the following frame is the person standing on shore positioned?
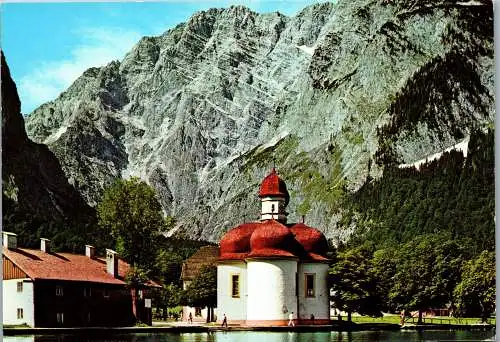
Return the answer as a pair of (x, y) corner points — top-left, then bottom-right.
(188, 312), (193, 324)
(222, 313), (228, 328)
(288, 312), (295, 327)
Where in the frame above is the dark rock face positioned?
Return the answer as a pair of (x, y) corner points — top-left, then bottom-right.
(1, 52), (94, 241)
(23, 0), (494, 242)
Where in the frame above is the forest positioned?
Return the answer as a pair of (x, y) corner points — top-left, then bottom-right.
(331, 129), (495, 322)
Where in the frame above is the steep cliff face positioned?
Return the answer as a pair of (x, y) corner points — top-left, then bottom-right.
(24, 0), (494, 242)
(2, 53), (94, 248)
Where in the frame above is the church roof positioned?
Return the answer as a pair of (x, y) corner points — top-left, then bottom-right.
(220, 168), (329, 262)
(220, 223), (256, 255)
(290, 223), (329, 255)
(219, 220), (329, 262)
(258, 168), (290, 203)
(250, 220), (295, 255)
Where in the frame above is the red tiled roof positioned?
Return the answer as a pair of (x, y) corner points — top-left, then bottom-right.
(250, 219), (293, 251)
(218, 252), (249, 261)
(247, 248), (296, 259)
(220, 223), (258, 255)
(305, 253), (330, 262)
(290, 223), (329, 255)
(258, 168), (289, 202)
(219, 168), (330, 263)
(4, 247), (137, 285)
(219, 220), (330, 263)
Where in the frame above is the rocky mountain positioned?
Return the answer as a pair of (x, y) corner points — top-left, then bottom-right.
(24, 0), (494, 242)
(2, 52), (95, 249)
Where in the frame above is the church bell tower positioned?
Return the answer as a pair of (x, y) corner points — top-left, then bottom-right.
(258, 168), (289, 223)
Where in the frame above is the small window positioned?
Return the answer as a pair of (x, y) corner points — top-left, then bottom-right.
(56, 286), (63, 296)
(17, 308), (23, 319)
(103, 288), (110, 298)
(17, 281), (23, 293)
(84, 287), (91, 297)
(195, 307), (202, 316)
(305, 274), (315, 297)
(231, 274), (240, 298)
(56, 312), (64, 324)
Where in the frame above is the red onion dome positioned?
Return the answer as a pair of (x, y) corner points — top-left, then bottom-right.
(248, 220), (296, 258)
(219, 223), (259, 260)
(258, 168), (290, 204)
(290, 223), (329, 256)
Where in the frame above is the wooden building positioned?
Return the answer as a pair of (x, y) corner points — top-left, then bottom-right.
(181, 245), (219, 322)
(2, 232), (157, 327)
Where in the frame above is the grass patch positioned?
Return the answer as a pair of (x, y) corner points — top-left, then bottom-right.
(135, 322), (150, 327)
(333, 315), (496, 325)
(3, 323), (30, 328)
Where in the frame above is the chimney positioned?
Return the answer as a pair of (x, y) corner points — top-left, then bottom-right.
(106, 249), (118, 278)
(85, 245), (95, 258)
(40, 238), (50, 253)
(3, 232), (17, 249)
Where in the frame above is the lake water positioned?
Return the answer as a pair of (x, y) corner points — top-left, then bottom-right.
(3, 330), (495, 342)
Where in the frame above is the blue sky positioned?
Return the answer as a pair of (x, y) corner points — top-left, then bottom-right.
(2, 1), (328, 114)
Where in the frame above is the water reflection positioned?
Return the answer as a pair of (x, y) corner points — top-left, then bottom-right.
(3, 330), (495, 342)
(212, 331), (331, 342)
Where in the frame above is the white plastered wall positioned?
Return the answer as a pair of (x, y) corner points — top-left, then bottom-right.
(183, 306), (215, 322)
(3, 279), (35, 326)
(247, 259), (297, 320)
(217, 262), (247, 321)
(260, 197), (286, 221)
(182, 280), (217, 321)
(297, 263), (330, 320)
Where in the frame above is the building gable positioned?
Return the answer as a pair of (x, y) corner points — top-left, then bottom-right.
(3, 255), (29, 280)
(181, 246), (219, 281)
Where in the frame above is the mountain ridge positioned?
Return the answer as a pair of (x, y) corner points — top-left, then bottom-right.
(23, 0), (494, 242)
(1, 52), (95, 250)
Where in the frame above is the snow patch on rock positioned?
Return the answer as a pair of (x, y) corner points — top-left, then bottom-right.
(44, 125), (69, 145)
(399, 136), (470, 170)
(296, 45), (315, 56)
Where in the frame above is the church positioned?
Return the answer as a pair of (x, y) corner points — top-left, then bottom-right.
(217, 168), (331, 326)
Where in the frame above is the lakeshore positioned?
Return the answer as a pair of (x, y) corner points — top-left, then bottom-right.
(2, 329), (496, 342)
(4, 320), (495, 336)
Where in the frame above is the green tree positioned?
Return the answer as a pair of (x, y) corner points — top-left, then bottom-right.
(329, 244), (383, 321)
(453, 250), (495, 322)
(152, 283), (183, 320)
(389, 234), (466, 323)
(182, 264), (217, 322)
(97, 177), (165, 270)
(371, 248), (398, 312)
(125, 266), (149, 287)
(155, 249), (184, 286)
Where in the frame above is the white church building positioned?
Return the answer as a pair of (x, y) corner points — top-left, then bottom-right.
(217, 168), (331, 326)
